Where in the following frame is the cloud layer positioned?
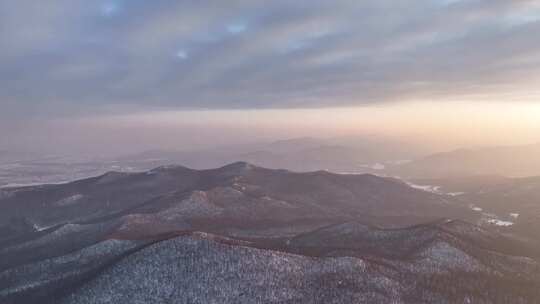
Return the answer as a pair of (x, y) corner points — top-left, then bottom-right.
(1, 0), (540, 119)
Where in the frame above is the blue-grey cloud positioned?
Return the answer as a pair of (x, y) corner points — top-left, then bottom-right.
(1, 0), (540, 119)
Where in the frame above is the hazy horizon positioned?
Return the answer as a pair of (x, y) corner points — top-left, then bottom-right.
(2, 1), (540, 157)
(2, 100), (540, 157)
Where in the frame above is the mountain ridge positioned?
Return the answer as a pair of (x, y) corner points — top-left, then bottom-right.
(1, 162), (539, 303)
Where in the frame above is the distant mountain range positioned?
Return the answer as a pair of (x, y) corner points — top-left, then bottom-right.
(0, 136), (424, 187)
(390, 143), (540, 178)
(115, 136), (426, 172)
(4, 139), (540, 188)
(116, 140), (540, 179)
(1, 163), (539, 303)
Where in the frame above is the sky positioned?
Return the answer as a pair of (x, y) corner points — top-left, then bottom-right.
(1, 0), (540, 154)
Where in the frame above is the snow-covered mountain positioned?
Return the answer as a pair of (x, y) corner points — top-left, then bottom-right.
(1, 163), (539, 303)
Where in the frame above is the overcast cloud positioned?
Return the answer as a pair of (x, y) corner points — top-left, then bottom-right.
(1, 0), (539, 120)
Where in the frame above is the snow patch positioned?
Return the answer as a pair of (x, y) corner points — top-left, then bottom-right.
(470, 205), (483, 212)
(371, 163), (385, 170)
(32, 223), (55, 232)
(406, 182), (442, 194)
(360, 163), (386, 170)
(385, 159), (412, 165)
(53, 194), (84, 206)
(486, 219), (513, 227)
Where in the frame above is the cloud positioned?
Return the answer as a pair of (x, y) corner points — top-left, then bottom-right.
(101, 2), (120, 17)
(176, 50), (189, 60)
(1, 0), (540, 120)
(226, 23), (247, 34)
